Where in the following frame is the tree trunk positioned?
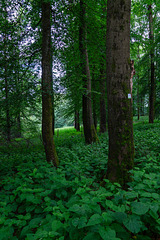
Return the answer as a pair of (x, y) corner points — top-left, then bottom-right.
(100, 67), (107, 133)
(141, 97), (144, 116)
(42, 1), (59, 167)
(15, 114), (22, 138)
(74, 110), (80, 131)
(137, 82), (140, 120)
(5, 63), (11, 142)
(92, 73), (98, 131)
(79, 0), (98, 144)
(148, 5), (155, 124)
(137, 45), (140, 121)
(106, 0), (134, 188)
(52, 95), (55, 135)
(3, 6), (11, 142)
(15, 53), (22, 138)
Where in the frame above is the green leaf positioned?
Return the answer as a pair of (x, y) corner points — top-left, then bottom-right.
(78, 217), (87, 229)
(20, 226), (30, 237)
(87, 214), (102, 226)
(26, 194), (35, 202)
(113, 212), (127, 223)
(0, 226), (14, 240)
(149, 210), (159, 219)
(34, 229), (48, 238)
(29, 217), (42, 228)
(131, 202), (149, 215)
(58, 237), (65, 240)
(72, 218), (79, 227)
(111, 223), (130, 239)
(99, 226), (120, 240)
(83, 232), (100, 240)
(71, 216), (87, 229)
(44, 197), (51, 202)
(76, 187), (86, 195)
(151, 193), (159, 199)
(102, 212), (114, 225)
(105, 200), (114, 208)
(26, 205), (35, 212)
(150, 203), (159, 213)
(69, 204), (83, 214)
(125, 191), (138, 199)
(52, 220), (63, 232)
(69, 203), (79, 211)
(123, 215), (142, 234)
(0, 217), (5, 225)
(140, 192), (152, 198)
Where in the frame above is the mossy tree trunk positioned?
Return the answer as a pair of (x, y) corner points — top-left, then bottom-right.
(148, 5), (155, 124)
(106, 0), (134, 188)
(42, 1), (59, 167)
(79, 0), (98, 144)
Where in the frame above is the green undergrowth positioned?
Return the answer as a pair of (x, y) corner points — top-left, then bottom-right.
(0, 122), (160, 240)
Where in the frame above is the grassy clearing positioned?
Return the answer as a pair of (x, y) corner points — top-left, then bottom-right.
(0, 121), (160, 240)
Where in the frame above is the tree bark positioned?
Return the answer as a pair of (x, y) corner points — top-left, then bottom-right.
(15, 52), (22, 138)
(74, 110), (80, 131)
(92, 73), (98, 131)
(100, 66), (107, 133)
(4, 30), (11, 141)
(79, 0), (98, 144)
(137, 45), (140, 121)
(5, 62), (11, 142)
(42, 1), (59, 167)
(148, 5), (155, 124)
(137, 81), (140, 120)
(141, 97), (144, 116)
(106, 0), (134, 188)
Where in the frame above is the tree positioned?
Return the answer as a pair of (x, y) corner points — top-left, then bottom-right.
(79, 0), (98, 144)
(0, 0), (42, 140)
(130, 0), (159, 120)
(100, 63), (107, 133)
(41, 1), (59, 167)
(106, 0), (134, 187)
(1, 1), (11, 141)
(148, 4), (155, 123)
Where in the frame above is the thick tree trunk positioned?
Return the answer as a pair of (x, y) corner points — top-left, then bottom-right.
(148, 5), (155, 124)
(79, 0), (98, 144)
(106, 0), (134, 188)
(42, 2), (59, 167)
(100, 67), (107, 133)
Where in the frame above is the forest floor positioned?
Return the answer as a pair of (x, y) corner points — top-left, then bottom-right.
(0, 119), (160, 240)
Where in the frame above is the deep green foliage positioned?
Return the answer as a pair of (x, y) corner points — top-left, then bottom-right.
(0, 122), (160, 240)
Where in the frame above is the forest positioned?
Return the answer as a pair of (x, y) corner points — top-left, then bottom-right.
(0, 0), (160, 239)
